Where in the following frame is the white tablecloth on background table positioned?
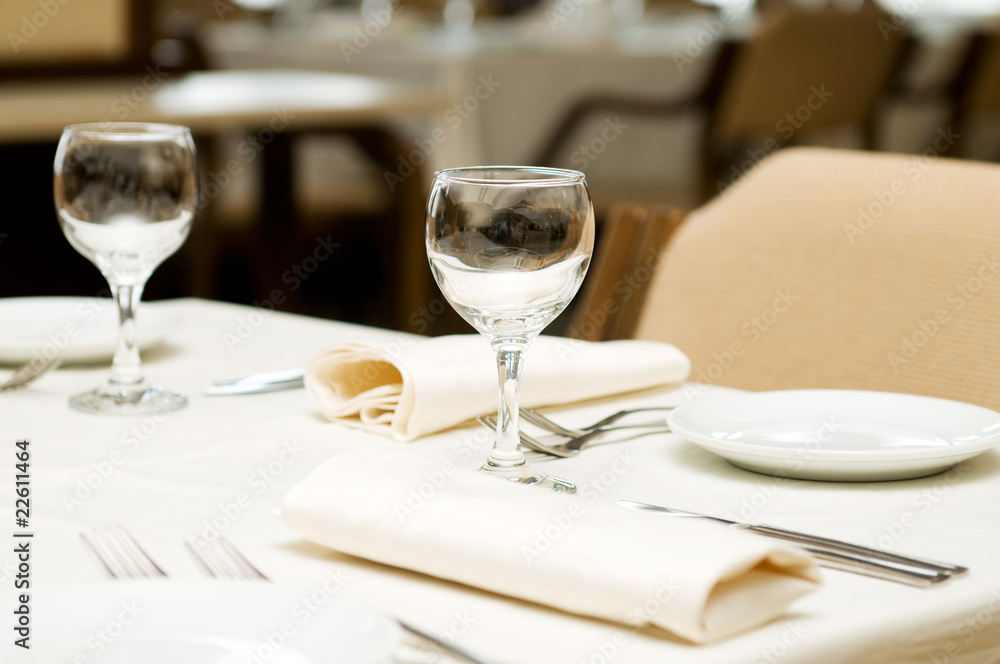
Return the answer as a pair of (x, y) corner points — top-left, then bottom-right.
(2, 298), (999, 663)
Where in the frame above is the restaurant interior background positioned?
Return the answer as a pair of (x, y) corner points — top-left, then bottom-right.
(1, 0), (998, 335)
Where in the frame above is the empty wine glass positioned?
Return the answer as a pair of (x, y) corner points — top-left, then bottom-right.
(426, 166), (595, 492)
(53, 123), (197, 414)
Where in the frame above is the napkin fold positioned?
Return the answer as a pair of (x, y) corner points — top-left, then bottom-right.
(279, 448), (822, 644)
(304, 334), (690, 441)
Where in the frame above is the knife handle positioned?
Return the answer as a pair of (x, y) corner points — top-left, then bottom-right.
(805, 548), (950, 587)
(746, 525), (968, 576)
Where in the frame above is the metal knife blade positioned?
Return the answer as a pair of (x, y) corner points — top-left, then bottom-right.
(617, 499), (968, 585)
(204, 368), (305, 396)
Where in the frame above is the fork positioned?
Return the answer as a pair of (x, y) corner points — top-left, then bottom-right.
(479, 415), (670, 458)
(519, 406), (673, 438)
(0, 356), (61, 391)
(187, 536), (498, 664)
(474, 416), (563, 462)
(79, 526), (167, 579)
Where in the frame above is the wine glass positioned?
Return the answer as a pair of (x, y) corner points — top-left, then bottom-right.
(426, 166), (595, 492)
(53, 123), (198, 415)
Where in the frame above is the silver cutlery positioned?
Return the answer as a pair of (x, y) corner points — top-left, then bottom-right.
(479, 415), (670, 458)
(203, 368), (304, 396)
(519, 405), (674, 438)
(186, 536), (268, 580)
(475, 415), (566, 461)
(79, 526), (167, 579)
(189, 536), (499, 664)
(0, 356), (61, 391)
(617, 500), (968, 587)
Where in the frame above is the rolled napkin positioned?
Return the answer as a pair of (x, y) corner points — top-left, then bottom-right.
(279, 448), (822, 643)
(305, 334), (690, 441)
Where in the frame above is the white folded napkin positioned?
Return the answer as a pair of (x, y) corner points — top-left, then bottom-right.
(279, 448), (822, 644)
(304, 334), (690, 441)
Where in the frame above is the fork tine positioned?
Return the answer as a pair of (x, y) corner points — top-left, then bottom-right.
(187, 536), (268, 581)
(80, 532), (118, 578)
(519, 406), (675, 436)
(115, 526), (168, 577)
(0, 357), (62, 391)
(81, 527), (166, 579)
(476, 416), (574, 459)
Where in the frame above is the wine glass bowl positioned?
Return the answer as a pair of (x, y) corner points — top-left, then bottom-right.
(53, 123), (197, 415)
(426, 166), (595, 491)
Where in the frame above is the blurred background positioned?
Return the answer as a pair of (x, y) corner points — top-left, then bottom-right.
(1, 0), (999, 335)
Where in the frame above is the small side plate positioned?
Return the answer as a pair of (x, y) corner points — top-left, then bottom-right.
(668, 389), (1000, 481)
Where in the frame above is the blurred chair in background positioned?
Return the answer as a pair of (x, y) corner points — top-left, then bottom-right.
(612, 147), (1000, 412)
(934, 28), (1000, 160)
(566, 202), (682, 341)
(535, 1), (913, 202)
(0, 0), (174, 302)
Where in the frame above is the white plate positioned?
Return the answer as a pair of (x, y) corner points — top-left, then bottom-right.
(0, 296), (180, 364)
(26, 580), (399, 664)
(668, 389), (1000, 481)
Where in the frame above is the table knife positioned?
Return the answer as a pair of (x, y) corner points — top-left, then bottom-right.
(203, 368), (305, 396)
(617, 499), (968, 586)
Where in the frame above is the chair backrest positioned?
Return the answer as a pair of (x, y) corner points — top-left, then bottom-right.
(966, 33), (1000, 116)
(567, 202), (683, 341)
(633, 147), (1000, 412)
(0, 0), (152, 77)
(714, 2), (907, 139)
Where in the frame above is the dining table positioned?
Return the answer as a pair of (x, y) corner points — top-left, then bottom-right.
(2, 296), (1000, 663)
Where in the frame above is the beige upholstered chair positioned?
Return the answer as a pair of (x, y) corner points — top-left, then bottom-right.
(630, 147), (1000, 413)
(535, 2), (910, 202)
(0, 0), (153, 77)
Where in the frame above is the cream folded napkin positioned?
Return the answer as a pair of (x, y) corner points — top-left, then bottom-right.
(279, 448), (822, 644)
(304, 334), (690, 441)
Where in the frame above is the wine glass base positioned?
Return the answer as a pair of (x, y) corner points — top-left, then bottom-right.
(480, 459), (576, 493)
(69, 385), (188, 415)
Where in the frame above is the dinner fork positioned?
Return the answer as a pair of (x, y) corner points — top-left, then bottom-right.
(79, 526), (167, 579)
(519, 405), (673, 438)
(479, 415), (670, 458)
(0, 356), (61, 391)
(187, 536), (499, 664)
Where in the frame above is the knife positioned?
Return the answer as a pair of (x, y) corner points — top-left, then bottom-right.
(617, 500), (968, 586)
(203, 368), (305, 396)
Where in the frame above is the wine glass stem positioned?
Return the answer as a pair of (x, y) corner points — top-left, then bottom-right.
(491, 346), (527, 466)
(108, 279), (147, 388)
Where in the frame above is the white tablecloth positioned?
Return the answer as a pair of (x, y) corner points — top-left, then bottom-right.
(2, 298), (1000, 663)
